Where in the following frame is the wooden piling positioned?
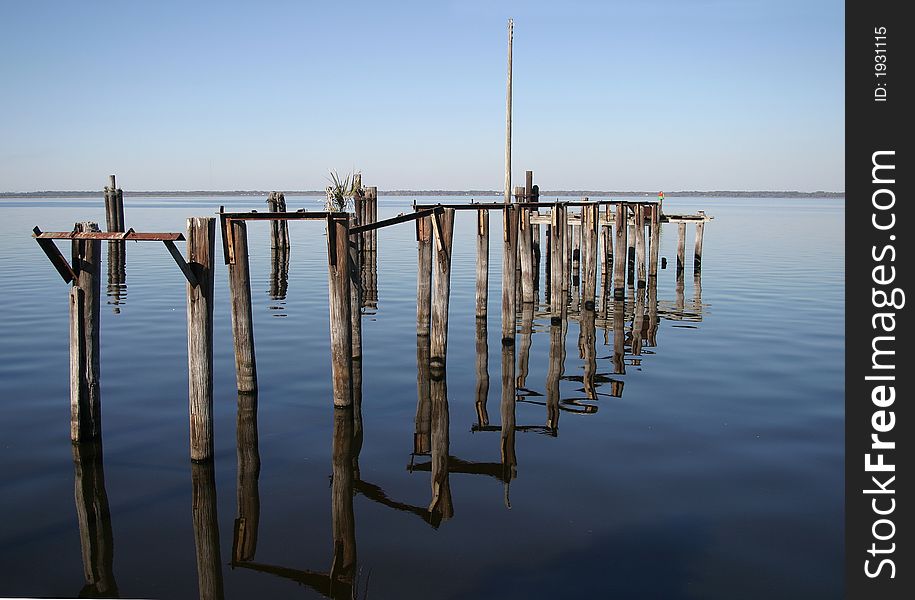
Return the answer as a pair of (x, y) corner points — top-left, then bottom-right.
(649, 204), (660, 280)
(519, 206), (534, 304)
(504, 19), (513, 205)
(227, 220), (257, 393)
(694, 221), (705, 273)
(416, 214), (433, 334)
(613, 203), (627, 298)
(580, 204), (598, 308)
(348, 215), (364, 447)
(600, 218), (611, 296)
(627, 221), (636, 283)
(677, 222), (686, 273)
(549, 204), (565, 317)
(635, 204), (647, 287)
(104, 175), (124, 233)
(326, 215), (353, 409)
(191, 461), (225, 600)
(186, 217), (216, 461)
(71, 222), (102, 442)
(475, 210), (489, 318)
(502, 205), (519, 341)
(430, 208), (455, 363)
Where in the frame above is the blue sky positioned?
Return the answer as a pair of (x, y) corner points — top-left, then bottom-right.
(0, 1), (844, 192)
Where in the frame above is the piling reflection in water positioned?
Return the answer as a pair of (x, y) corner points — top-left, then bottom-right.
(233, 392), (259, 564)
(72, 440), (118, 598)
(191, 461), (224, 600)
(105, 241), (126, 313)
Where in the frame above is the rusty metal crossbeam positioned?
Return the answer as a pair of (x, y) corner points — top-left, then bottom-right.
(349, 206), (441, 235)
(32, 230), (184, 241)
(32, 225), (198, 286)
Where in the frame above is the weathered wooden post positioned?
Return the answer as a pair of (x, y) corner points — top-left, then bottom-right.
(635, 203), (647, 287)
(677, 222), (687, 273)
(601, 205), (612, 296)
(366, 186), (378, 253)
(527, 173), (540, 296)
(627, 219), (636, 284)
(104, 175), (124, 233)
(572, 208), (581, 280)
(502, 204), (519, 341)
(613, 203), (627, 298)
(326, 215), (353, 409)
(186, 217), (216, 461)
(475, 209), (489, 318)
(348, 215), (364, 445)
(580, 203), (598, 309)
(227, 219), (257, 393)
(72, 440), (118, 597)
(234, 391), (260, 564)
(430, 208), (455, 364)
(504, 18), (513, 205)
(71, 222), (102, 442)
(191, 461), (225, 600)
(549, 203), (565, 319)
(416, 214), (433, 333)
(519, 205), (535, 304)
(649, 204), (660, 280)
(694, 220), (705, 274)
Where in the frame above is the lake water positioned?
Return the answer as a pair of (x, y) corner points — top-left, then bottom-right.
(0, 195), (844, 599)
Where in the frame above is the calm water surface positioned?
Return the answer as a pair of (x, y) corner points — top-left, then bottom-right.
(0, 195), (843, 599)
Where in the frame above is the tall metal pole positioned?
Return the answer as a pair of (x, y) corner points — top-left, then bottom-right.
(504, 18), (513, 205)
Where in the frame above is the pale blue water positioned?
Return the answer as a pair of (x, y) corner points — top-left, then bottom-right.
(0, 195), (843, 599)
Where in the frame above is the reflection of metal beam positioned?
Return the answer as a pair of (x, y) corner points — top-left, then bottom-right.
(408, 455), (514, 482)
(353, 478), (442, 528)
(232, 561), (352, 600)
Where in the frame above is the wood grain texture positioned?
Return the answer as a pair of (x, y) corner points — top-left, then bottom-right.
(186, 217), (216, 460)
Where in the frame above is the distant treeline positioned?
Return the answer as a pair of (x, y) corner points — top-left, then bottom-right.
(2, 189), (845, 198)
